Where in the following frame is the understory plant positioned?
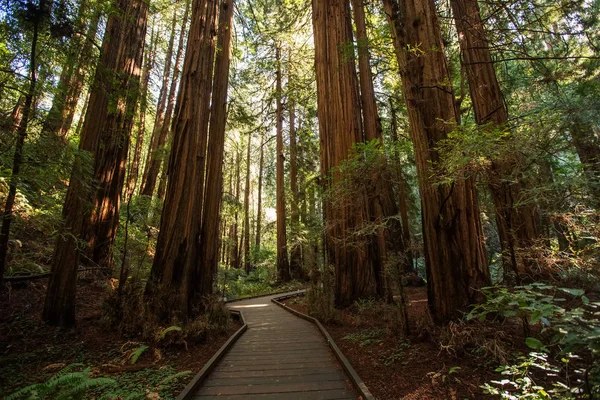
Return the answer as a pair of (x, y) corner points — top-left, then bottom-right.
(468, 283), (600, 398)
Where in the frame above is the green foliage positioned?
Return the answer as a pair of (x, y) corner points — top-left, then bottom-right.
(482, 353), (564, 399)
(129, 345), (149, 365)
(470, 284), (600, 397)
(343, 328), (386, 347)
(7, 364), (116, 400)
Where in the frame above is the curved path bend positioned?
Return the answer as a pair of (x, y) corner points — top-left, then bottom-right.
(191, 292), (358, 400)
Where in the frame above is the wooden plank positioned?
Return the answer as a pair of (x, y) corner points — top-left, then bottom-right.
(218, 357), (334, 366)
(193, 389), (354, 400)
(214, 361), (338, 372)
(203, 372), (346, 386)
(207, 367), (346, 379)
(196, 380), (346, 396)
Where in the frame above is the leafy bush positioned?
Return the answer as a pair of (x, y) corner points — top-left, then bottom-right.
(469, 283), (600, 398)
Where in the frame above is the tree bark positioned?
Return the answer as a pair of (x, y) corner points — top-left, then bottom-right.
(275, 46), (291, 282)
(312, 0), (380, 306)
(383, 0), (490, 323)
(390, 98), (415, 271)
(42, 2), (101, 140)
(243, 134), (252, 273)
(255, 132), (265, 251)
(44, 0), (149, 326)
(449, 0), (540, 278)
(126, 20), (158, 199)
(145, 0), (218, 320)
(199, 0), (234, 287)
(140, 6), (183, 197)
(289, 98), (303, 279)
(87, 0), (149, 269)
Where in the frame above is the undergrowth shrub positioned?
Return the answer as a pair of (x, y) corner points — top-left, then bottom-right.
(307, 265), (336, 323)
(6, 364), (116, 400)
(468, 283), (600, 398)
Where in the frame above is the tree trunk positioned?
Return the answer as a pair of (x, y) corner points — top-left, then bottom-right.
(390, 99), (415, 271)
(243, 134), (252, 273)
(383, 0), (490, 323)
(199, 0), (234, 287)
(44, 0), (149, 326)
(0, 6), (41, 289)
(149, 0), (191, 200)
(312, 0), (380, 306)
(231, 148), (242, 270)
(352, 0), (406, 298)
(255, 132), (265, 251)
(571, 123), (600, 206)
(42, 2), (101, 140)
(126, 20), (158, 199)
(275, 46), (291, 282)
(87, 0), (149, 269)
(145, 0), (218, 320)
(140, 6), (183, 197)
(289, 99), (303, 279)
(449, 0), (540, 278)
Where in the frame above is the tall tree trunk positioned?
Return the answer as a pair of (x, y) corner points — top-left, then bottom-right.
(255, 132), (265, 251)
(87, 0), (149, 269)
(383, 0), (490, 323)
(390, 98), (415, 271)
(0, 3), (42, 288)
(140, 6), (182, 197)
(275, 46), (291, 282)
(450, 0), (540, 278)
(231, 148), (241, 270)
(153, 0), (192, 202)
(243, 134), (252, 273)
(570, 123), (600, 206)
(352, 0), (405, 297)
(312, 0), (380, 306)
(145, 0), (218, 320)
(199, 0), (234, 289)
(42, 2), (101, 140)
(43, 0), (149, 326)
(126, 21), (158, 199)
(289, 99), (303, 279)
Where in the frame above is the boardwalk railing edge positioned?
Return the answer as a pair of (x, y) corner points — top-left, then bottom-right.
(223, 287), (306, 304)
(176, 309), (248, 400)
(272, 292), (376, 400)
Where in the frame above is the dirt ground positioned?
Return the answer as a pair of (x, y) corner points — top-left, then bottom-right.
(0, 278), (241, 399)
(284, 288), (507, 400)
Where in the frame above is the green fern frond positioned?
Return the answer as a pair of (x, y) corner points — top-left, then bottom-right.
(130, 345), (149, 364)
(158, 325), (182, 340)
(160, 370), (192, 385)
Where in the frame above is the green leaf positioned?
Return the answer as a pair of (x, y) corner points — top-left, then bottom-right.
(558, 288), (584, 297)
(525, 337), (547, 351)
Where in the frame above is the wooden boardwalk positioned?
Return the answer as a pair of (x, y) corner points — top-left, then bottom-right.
(191, 293), (357, 400)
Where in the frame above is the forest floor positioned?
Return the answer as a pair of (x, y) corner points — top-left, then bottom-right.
(0, 278), (241, 399)
(283, 288), (520, 400)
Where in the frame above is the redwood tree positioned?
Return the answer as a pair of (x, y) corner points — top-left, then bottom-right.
(44, 0), (149, 326)
(383, 0), (490, 322)
(275, 46), (291, 282)
(145, 0), (219, 319)
(312, 0), (380, 306)
(199, 0), (234, 283)
(449, 0), (541, 278)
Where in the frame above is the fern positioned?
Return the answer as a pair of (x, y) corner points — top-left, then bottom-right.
(130, 345), (149, 364)
(158, 325), (182, 340)
(160, 370), (192, 385)
(6, 364), (116, 400)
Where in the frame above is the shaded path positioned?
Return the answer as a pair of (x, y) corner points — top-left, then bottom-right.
(191, 292), (357, 399)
